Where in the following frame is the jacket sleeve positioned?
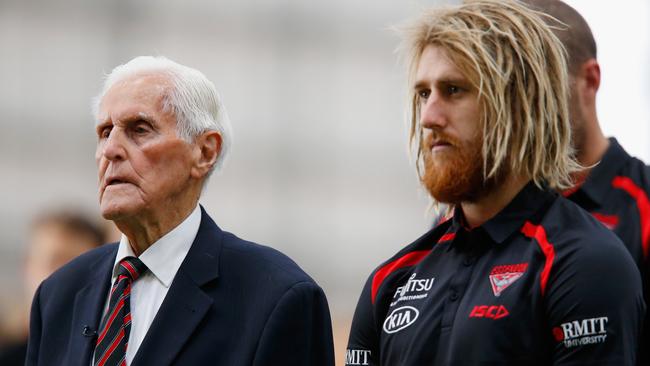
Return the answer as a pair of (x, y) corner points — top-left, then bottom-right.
(252, 281), (335, 366)
(25, 284), (43, 366)
(546, 236), (645, 365)
(346, 274), (380, 366)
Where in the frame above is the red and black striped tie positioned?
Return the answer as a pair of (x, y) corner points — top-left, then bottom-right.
(93, 256), (148, 366)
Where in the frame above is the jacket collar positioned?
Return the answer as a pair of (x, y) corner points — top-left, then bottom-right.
(131, 205), (223, 366)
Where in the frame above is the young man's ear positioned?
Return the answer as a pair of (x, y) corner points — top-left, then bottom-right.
(191, 130), (222, 179)
(580, 58), (601, 97)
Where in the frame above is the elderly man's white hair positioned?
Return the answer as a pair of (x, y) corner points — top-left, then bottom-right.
(92, 55), (233, 173)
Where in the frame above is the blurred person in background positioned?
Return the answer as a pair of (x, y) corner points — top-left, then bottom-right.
(0, 210), (104, 366)
(346, 1), (643, 365)
(26, 56), (334, 366)
(525, 1), (650, 363)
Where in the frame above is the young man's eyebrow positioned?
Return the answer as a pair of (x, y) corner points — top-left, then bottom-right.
(413, 80), (428, 90)
(436, 77), (470, 86)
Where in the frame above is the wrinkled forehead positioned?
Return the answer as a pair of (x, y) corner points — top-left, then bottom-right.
(96, 72), (174, 123)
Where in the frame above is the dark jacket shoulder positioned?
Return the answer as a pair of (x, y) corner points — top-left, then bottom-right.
(39, 243), (117, 295)
(219, 231), (318, 289)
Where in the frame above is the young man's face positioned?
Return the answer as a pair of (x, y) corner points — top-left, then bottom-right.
(414, 45), (485, 204)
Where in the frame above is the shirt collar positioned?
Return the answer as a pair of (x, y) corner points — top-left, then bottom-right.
(449, 181), (556, 245)
(570, 138), (629, 207)
(112, 205), (202, 287)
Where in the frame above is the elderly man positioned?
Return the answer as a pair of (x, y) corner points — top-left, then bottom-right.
(26, 56), (334, 366)
(346, 1), (643, 365)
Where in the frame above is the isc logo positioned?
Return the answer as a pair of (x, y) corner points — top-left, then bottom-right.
(469, 305), (509, 320)
(383, 306), (419, 334)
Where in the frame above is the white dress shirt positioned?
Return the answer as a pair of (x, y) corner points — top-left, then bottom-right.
(95, 205), (201, 365)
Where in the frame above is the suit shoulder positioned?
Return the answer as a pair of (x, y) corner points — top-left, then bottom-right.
(40, 243), (117, 294)
(219, 232), (317, 288)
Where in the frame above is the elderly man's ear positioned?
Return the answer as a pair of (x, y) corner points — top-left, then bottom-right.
(190, 130), (222, 179)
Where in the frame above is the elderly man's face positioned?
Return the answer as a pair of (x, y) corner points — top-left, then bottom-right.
(95, 74), (195, 221)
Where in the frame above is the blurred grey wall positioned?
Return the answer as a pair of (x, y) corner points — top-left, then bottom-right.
(0, 0), (445, 329)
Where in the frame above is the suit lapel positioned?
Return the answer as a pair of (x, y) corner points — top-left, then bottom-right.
(132, 207), (223, 366)
(67, 246), (116, 366)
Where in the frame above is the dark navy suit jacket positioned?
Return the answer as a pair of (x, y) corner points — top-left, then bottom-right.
(26, 208), (335, 366)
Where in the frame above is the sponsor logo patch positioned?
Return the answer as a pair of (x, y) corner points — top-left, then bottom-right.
(345, 349), (371, 365)
(390, 272), (435, 307)
(553, 317), (608, 348)
(468, 305), (509, 320)
(383, 306), (419, 334)
(489, 263), (528, 296)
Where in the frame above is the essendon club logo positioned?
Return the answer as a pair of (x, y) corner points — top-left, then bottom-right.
(489, 263), (528, 296)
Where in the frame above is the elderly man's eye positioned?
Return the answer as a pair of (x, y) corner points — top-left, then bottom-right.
(99, 127), (112, 139)
(132, 121), (152, 135)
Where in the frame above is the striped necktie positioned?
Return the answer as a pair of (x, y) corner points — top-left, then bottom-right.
(93, 256), (148, 366)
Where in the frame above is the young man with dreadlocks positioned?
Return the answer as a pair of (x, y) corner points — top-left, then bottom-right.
(345, 1), (644, 365)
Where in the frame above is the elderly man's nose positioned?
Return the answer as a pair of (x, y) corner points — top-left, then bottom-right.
(102, 132), (126, 160)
